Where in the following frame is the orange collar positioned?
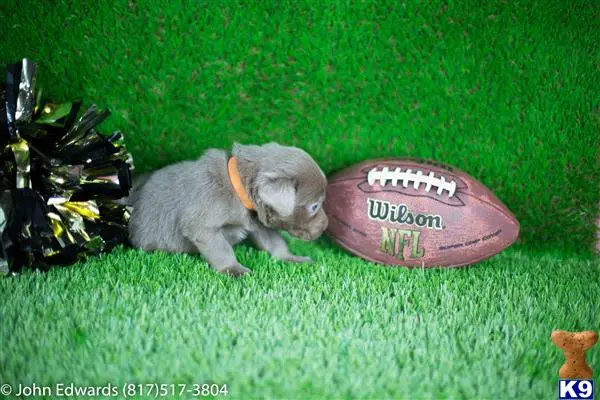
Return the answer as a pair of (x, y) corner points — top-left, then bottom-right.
(227, 157), (255, 211)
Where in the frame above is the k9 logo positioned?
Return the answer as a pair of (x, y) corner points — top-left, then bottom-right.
(559, 380), (594, 400)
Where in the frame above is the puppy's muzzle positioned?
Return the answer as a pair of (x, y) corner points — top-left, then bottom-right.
(290, 215), (328, 241)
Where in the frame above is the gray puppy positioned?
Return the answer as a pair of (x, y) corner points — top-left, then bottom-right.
(128, 142), (328, 276)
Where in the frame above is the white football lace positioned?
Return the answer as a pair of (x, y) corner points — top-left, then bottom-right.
(367, 167), (456, 197)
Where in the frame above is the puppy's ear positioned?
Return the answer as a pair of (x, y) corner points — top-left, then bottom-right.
(258, 177), (296, 217)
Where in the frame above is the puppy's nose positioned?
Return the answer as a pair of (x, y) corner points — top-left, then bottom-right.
(310, 215), (328, 238)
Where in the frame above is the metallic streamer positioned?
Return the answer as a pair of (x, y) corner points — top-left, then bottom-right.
(4, 61), (21, 138)
(0, 193), (8, 275)
(62, 201), (100, 220)
(53, 204), (93, 241)
(0, 58), (134, 274)
(10, 138), (31, 189)
(57, 105), (110, 150)
(15, 59), (36, 123)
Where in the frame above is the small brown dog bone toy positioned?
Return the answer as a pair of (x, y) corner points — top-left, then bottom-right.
(551, 330), (598, 379)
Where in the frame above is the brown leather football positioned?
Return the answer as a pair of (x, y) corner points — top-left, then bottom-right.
(323, 159), (519, 268)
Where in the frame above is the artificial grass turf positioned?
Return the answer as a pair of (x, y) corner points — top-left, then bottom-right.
(1, 0), (599, 399)
(1, 0), (598, 253)
(1, 243), (598, 399)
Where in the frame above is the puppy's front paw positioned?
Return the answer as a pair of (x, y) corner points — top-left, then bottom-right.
(281, 255), (314, 264)
(217, 264), (251, 277)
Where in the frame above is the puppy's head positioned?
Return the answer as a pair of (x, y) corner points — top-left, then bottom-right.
(233, 143), (328, 241)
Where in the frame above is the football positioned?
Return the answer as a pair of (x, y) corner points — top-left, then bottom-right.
(323, 159), (519, 268)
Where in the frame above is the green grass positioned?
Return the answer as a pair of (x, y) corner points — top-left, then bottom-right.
(1, 0), (599, 398)
(1, 0), (598, 252)
(1, 244), (598, 398)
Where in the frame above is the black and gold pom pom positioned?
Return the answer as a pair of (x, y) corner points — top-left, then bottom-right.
(0, 59), (133, 275)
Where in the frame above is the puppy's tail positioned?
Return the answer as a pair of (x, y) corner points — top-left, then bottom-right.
(113, 172), (152, 206)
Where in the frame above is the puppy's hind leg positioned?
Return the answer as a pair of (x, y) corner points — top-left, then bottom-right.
(250, 225), (313, 264)
(182, 228), (251, 277)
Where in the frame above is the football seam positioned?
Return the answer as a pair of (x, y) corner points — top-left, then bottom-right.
(367, 166), (458, 197)
(327, 179), (468, 207)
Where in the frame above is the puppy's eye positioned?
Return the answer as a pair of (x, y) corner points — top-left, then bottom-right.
(308, 202), (321, 215)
